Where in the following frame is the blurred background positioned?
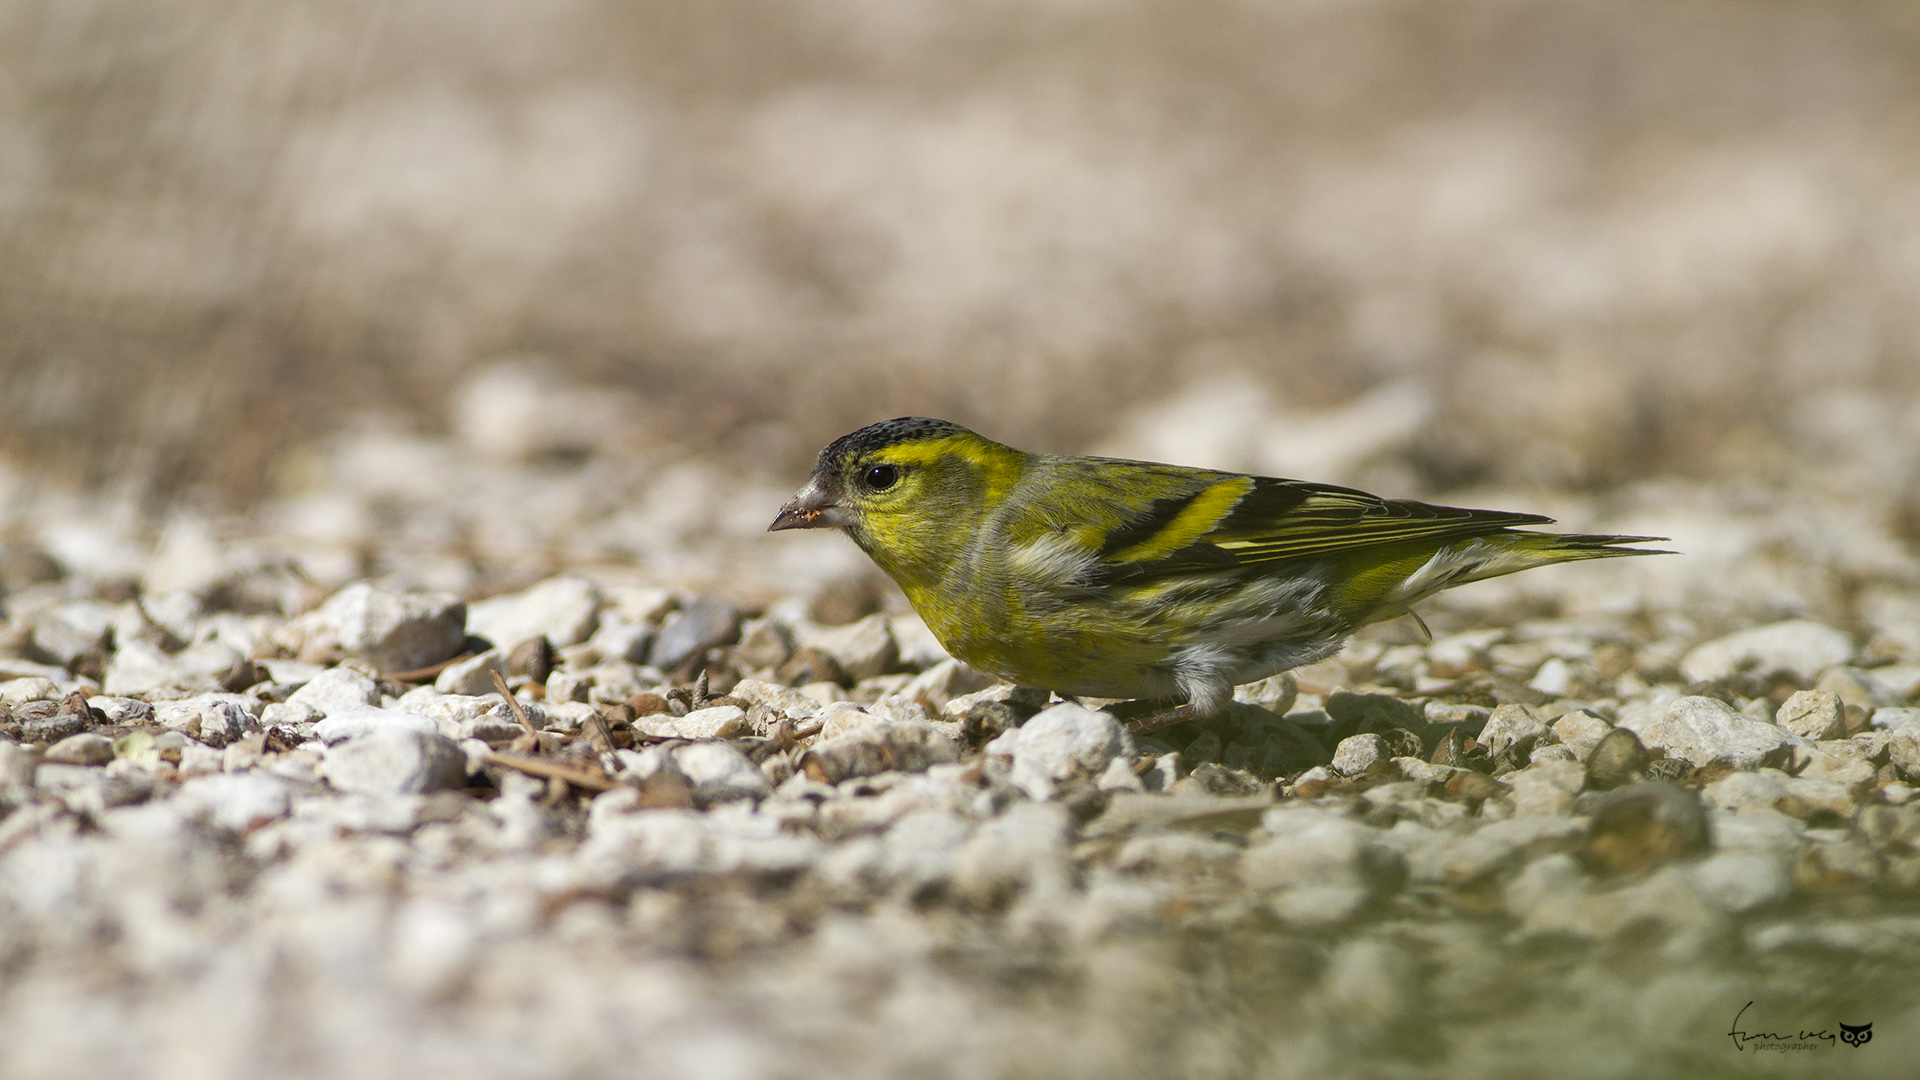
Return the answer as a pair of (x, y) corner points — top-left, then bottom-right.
(2, 0), (1918, 509)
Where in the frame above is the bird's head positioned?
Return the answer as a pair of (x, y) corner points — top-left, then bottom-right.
(770, 417), (1024, 583)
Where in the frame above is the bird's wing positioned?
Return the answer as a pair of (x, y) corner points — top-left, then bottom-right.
(1089, 475), (1551, 584)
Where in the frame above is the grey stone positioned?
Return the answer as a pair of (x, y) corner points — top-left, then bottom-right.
(1510, 760), (1585, 817)
(324, 728), (469, 795)
(897, 659), (997, 713)
(286, 665), (381, 716)
(984, 703), (1134, 801)
(1816, 666), (1904, 709)
(1679, 620), (1855, 685)
(1479, 703), (1548, 757)
(672, 741), (773, 805)
(434, 648), (509, 696)
(1689, 850), (1792, 913)
(585, 615), (652, 665)
(312, 707), (440, 746)
(800, 721), (962, 785)
(1325, 691), (1423, 732)
(1622, 695), (1788, 771)
(43, 733), (114, 766)
(1584, 727), (1650, 791)
(1245, 809), (1406, 926)
(950, 801), (1071, 907)
(1330, 733), (1386, 777)
(467, 574), (602, 649)
(87, 696), (152, 725)
(260, 700), (323, 729)
(28, 601), (115, 667)
(1233, 672), (1298, 714)
(1775, 689), (1847, 741)
(153, 694), (260, 748)
(804, 613), (897, 683)
(1581, 781), (1711, 875)
(101, 641), (183, 696)
(1551, 709), (1613, 761)
(647, 597), (741, 672)
(294, 582), (468, 673)
(636, 705), (748, 741)
(177, 772), (293, 832)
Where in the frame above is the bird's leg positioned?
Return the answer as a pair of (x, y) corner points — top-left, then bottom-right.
(1125, 702), (1206, 738)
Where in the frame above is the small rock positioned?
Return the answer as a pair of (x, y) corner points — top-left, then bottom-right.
(984, 703), (1135, 801)
(950, 801), (1071, 908)
(291, 583), (468, 673)
(897, 659), (997, 713)
(324, 728), (469, 795)
(88, 696), (153, 724)
(804, 613), (898, 683)
(1325, 691), (1423, 733)
(1233, 672), (1298, 714)
(1245, 810), (1406, 926)
(468, 575), (602, 650)
(1581, 781), (1711, 875)
(1584, 727), (1650, 791)
(286, 665), (381, 716)
(1173, 762), (1267, 798)
(733, 618), (794, 670)
(506, 636), (555, 683)
(1478, 704), (1548, 757)
(259, 700), (323, 729)
(1688, 851), (1792, 913)
(1816, 666), (1904, 709)
(1622, 695), (1788, 771)
(434, 649), (509, 696)
(647, 597), (741, 672)
(672, 741), (773, 805)
(635, 705), (747, 741)
(1551, 709), (1613, 761)
(1331, 733), (1386, 777)
(176, 772), (293, 832)
(44, 732), (114, 766)
(153, 694), (260, 749)
(800, 721), (962, 784)
(587, 616), (654, 666)
(1509, 760), (1585, 817)
(312, 707), (441, 746)
(1774, 689), (1847, 742)
(1423, 701), (1491, 732)
(1679, 620), (1855, 685)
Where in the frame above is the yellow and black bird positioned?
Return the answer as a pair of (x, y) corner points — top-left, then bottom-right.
(771, 417), (1666, 726)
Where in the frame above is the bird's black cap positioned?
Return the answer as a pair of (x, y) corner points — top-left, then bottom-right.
(816, 417), (972, 472)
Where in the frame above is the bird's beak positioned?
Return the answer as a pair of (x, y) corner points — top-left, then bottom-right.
(769, 477), (848, 532)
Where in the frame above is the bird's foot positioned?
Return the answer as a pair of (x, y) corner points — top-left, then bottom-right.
(1125, 702), (1206, 738)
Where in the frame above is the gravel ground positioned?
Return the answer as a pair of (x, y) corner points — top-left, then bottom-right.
(2, 403), (1919, 1079)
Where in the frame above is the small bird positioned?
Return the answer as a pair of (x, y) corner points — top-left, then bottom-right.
(770, 417), (1667, 729)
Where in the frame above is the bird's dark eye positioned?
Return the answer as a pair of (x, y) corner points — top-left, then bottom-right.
(863, 464), (899, 491)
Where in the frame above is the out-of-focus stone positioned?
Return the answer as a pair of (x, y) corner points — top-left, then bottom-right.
(1679, 620), (1855, 685)
(1479, 704), (1548, 757)
(290, 583), (468, 673)
(44, 732), (114, 766)
(434, 649), (509, 696)
(153, 694), (260, 749)
(1234, 672), (1298, 714)
(635, 705), (748, 741)
(1621, 695), (1788, 771)
(177, 772), (293, 832)
(1774, 690), (1847, 742)
(286, 665), (381, 716)
(468, 575), (602, 650)
(1581, 781), (1711, 875)
(1584, 727), (1649, 791)
(1330, 733), (1386, 777)
(1325, 691), (1423, 733)
(1510, 760), (1585, 817)
(984, 703), (1134, 801)
(1245, 809), (1407, 926)
(804, 613), (898, 683)
(1551, 709), (1612, 761)
(312, 707), (441, 746)
(324, 728), (469, 795)
(672, 741), (773, 805)
(647, 597), (741, 672)
(800, 721), (961, 785)
(897, 659), (997, 713)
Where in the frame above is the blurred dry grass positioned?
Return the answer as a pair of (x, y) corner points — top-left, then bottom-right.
(2, 0), (1918, 501)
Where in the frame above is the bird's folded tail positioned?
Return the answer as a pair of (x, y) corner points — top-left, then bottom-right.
(1447, 529), (1673, 586)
